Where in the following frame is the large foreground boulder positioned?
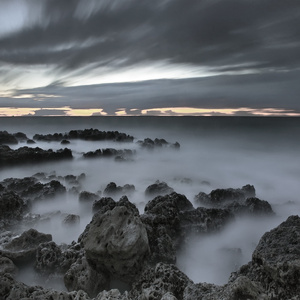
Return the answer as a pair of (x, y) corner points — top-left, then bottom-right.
(82, 205), (149, 284)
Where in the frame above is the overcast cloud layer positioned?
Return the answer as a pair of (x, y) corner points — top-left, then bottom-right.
(0, 0), (299, 116)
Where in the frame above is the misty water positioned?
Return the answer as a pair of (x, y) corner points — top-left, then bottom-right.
(1, 116), (300, 290)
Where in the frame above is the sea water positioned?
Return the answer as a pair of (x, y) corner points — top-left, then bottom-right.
(0, 116), (299, 286)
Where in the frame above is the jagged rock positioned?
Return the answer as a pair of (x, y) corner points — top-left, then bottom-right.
(195, 185), (273, 216)
(62, 214), (80, 226)
(79, 191), (99, 203)
(179, 207), (235, 237)
(34, 241), (82, 275)
(145, 180), (175, 197)
(129, 263), (192, 300)
(195, 184), (256, 206)
(142, 192), (234, 265)
(64, 256), (109, 297)
(0, 131), (18, 145)
(82, 205), (149, 284)
(116, 196), (140, 216)
(0, 191), (27, 220)
(0, 177), (37, 194)
(103, 182), (135, 196)
(27, 139), (36, 144)
(92, 197), (116, 214)
(142, 193), (193, 264)
(227, 215), (300, 300)
(2, 229), (52, 264)
(244, 197), (274, 215)
(137, 138), (180, 150)
(95, 289), (127, 300)
(0, 256), (18, 276)
(21, 180), (66, 201)
(35, 241), (62, 273)
(0, 145), (72, 166)
(0, 273), (91, 300)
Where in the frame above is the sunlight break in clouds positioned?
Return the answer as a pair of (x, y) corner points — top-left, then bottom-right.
(141, 107), (300, 117)
(0, 107), (108, 117)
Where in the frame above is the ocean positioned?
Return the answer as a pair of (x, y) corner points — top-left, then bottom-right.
(1, 116), (300, 288)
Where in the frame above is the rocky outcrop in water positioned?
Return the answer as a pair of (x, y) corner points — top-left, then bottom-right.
(0, 131), (19, 145)
(145, 180), (175, 197)
(33, 128), (134, 142)
(83, 148), (136, 161)
(138, 137), (180, 149)
(103, 182), (135, 197)
(195, 184), (274, 215)
(0, 145), (72, 166)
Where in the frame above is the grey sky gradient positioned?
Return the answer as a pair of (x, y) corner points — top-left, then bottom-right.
(0, 0), (299, 116)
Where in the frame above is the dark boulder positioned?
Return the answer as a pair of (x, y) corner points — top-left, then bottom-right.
(0, 177), (37, 194)
(179, 207), (235, 237)
(79, 191), (99, 203)
(62, 214), (80, 226)
(0, 145), (73, 166)
(61, 139), (70, 145)
(1, 229), (52, 264)
(13, 132), (28, 142)
(142, 193), (193, 264)
(34, 128), (134, 142)
(92, 197), (116, 214)
(0, 191), (27, 220)
(81, 205), (149, 285)
(64, 256), (109, 297)
(103, 182), (135, 196)
(0, 256), (18, 276)
(227, 215), (300, 299)
(195, 185), (273, 216)
(145, 180), (174, 197)
(138, 138), (180, 150)
(129, 263), (192, 300)
(83, 148), (135, 160)
(0, 131), (18, 145)
(35, 241), (62, 273)
(21, 180), (66, 202)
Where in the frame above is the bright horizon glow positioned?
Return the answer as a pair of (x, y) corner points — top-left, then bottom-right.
(1, 106), (300, 117)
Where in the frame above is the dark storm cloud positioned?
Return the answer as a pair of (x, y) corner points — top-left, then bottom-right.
(0, 0), (299, 73)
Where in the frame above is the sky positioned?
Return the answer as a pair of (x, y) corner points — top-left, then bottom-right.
(0, 0), (299, 117)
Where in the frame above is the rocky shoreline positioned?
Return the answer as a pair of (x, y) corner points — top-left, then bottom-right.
(1, 129), (300, 299)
